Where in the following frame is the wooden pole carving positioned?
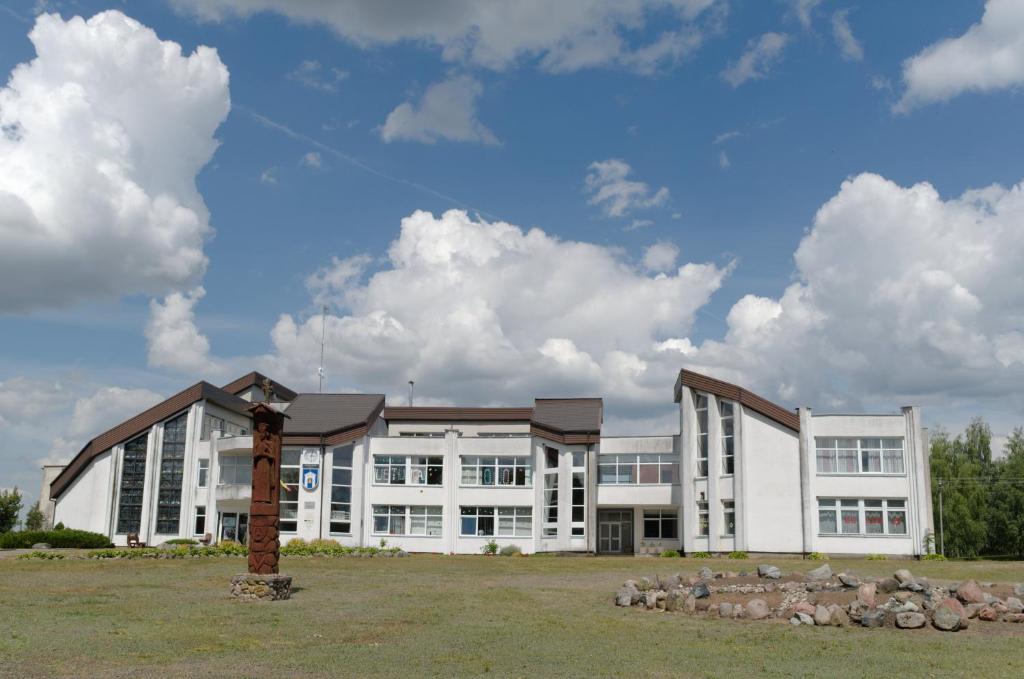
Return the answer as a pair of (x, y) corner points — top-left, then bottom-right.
(248, 401), (286, 575)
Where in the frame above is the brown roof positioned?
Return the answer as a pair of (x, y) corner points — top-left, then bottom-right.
(50, 382), (251, 500)
(220, 371), (297, 402)
(674, 369), (800, 432)
(282, 393), (385, 446)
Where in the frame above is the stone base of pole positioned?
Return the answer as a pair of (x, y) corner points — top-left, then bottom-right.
(229, 573), (293, 602)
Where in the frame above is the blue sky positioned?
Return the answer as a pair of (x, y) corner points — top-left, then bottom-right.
(2, 0), (1024, 509)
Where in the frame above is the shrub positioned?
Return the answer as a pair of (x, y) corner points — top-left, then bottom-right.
(285, 537), (308, 548)
(499, 544), (522, 557)
(54, 522), (65, 530)
(866, 553), (888, 561)
(727, 551), (748, 560)
(164, 538), (198, 545)
(17, 551), (65, 560)
(89, 542), (249, 559)
(0, 529), (112, 549)
(659, 549), (680, 558)
(481, 539), (499, 555)
(806, 552), (828, 561)
(309, 538), (341, 549)
(922, 553), (947, 561)
(691, 551), (712, 559)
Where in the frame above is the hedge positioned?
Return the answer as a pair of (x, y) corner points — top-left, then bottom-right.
(0, 529), (112, 549)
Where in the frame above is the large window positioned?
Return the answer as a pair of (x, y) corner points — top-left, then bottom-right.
(597, 454), (679, 484)
(460, 456), (533, 486)
(116, 434), (148, 534)
(721, 401), (735, 475)
(219, 455), (252, 485)
(695, 394), (709, 477)
(373, 505), (442, 536)
(697, 500), (709, 537)
(543, 447), (558, 537)
(815, 438), (904, 475)
(643, 510), (678, 539)
(722, 500), (735, 536)
(200, 413), (249, 440)
(330, 445), (353, 534)
(460, 506), (532, 537)
(156, 413), (188, 534)
(197, 459), (209, 488)
(194, 506), (206, 536)
(571, 452), (586, 537)
(280, 450), (300, 533)
(373, 455), (443, 485)
(818, 498), (907, 536)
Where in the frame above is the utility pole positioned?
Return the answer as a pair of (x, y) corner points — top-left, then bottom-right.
(318, 304), (327, 393)
(408, 380), (414, 406)
(938, 479), (944, 557)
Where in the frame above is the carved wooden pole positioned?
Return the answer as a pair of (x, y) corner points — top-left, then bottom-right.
(248, 402), (286, 575)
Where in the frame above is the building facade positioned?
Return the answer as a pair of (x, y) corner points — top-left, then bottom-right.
(46, 369), (935, 556)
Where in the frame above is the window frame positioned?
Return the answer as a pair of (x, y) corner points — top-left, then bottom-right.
(696, 500), (709, 537)
(460, 506), (532, 537)
(193, 505), (206, 536)
(329, 444), (354, 535)
(460, 456), (533, 487)
(570, 452), (586, 537)
(817, 498), (909, 536)
(280, 449), (301, 533)
(197, 458), (209, 488)
(720, 401), (735, 475)
(597, 453), (679, 485)
(373, 455), (444, 486)
(722, 499), (735, 537)
(695, 394), (709, 477)
(642, 509), (678, 540)
(543, 447), (558, 537)
(156, 412), (188, 534)
(116, 433), (149, 535)
(814, 437), (905, 475)
(218, 454), (253, 486)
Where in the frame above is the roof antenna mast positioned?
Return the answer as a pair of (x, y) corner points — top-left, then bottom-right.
(408, 380), (414, 407)
(318, 304), (328, 393)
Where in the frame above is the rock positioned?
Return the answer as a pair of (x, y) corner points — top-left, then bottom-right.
(733, 604), (745, 619)
(861, 610), (887, 628)
(764, 583), (777, 593)
(719, 602), (734, 618)
(978, 607), (1000, 622)
(900, 581), (925, 593)
(695, 597), (711, 613)
(643, 591), (659, 609)
(956, 579), (985, 605)
(857, 583), (877, 608)
(789, 616), (802, 626)
(814, 605), (831, 626)
(877, 577), (900, 593)
(697, 567), (713, 580)
(658, 573), (681, 590)
(933, 600), (966, 632)
(692, 582), (711, 599)
(747, 598), (771, 620)
(894, 591), (913, 603)
(708, 604), (721, 617)
(848, 600), (865, 618)
(664, 590), (681, 612)
(894, 569), (914, 585)
(1015, 583), (1024, 597)
(827, 604), (849, 627)
(838, 572), (860, 588)
(615, 589), (634, 607)
(806, 564), (833, 582)
(795, 612), (815, 626)
(965, 603), (985, 619)
(1006, 597), (1024, 614)
(895, 601), (919, 613)
(1004, 613), (1024, 623)
(684, 594), (697, 614)
(896, 612), (926, 629)
(758, 564), (781, 579)
(948, 581), (960, 593)
(638, 577), (656, 591)
(30, 543), (51, 550)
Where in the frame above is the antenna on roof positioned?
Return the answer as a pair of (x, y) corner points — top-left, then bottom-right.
(408, 380), (414, 406)
(318, 304), (328, 393)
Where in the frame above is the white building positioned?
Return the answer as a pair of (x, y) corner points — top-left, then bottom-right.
(46, 369), (934, 556)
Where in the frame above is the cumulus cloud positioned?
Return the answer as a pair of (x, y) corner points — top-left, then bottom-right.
(48, 386), (163, 461)
(171, 0), (720, 73)
(718, 150), (730, 169)
(642, 242), (680, 272)
(145, 287), (221, 375)
(897, 0), (1024, 112)
(301, 152), (322, 168)
(722, 32), (789, 87)
(832, 10), (864, 62)
(380, 75), (498, 145)
(790, 0), (823, 30)
(585, 159), (670, 217)
(0, 11), (229, 312)
(286, 59), (348, 92)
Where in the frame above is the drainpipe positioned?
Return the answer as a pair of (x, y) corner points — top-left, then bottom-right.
(318, 435), (326, 541)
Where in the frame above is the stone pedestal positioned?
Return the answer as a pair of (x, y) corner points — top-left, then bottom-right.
(230, 573), (293, 602)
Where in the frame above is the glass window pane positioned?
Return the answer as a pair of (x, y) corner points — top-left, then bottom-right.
(865, 510), (884, 534)
(887, 510), (907, 535)
(638, 464), (659, 484)
(841, 510), (860, 534)
(819, 510), (837, 534)
(643, 519), (660, 538)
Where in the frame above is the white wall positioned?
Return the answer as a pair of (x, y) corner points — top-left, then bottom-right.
(741, 410), (803, 553)
(52, 450), (113, 534)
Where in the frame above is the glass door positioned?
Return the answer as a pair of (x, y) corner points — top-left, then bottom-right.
(219, 512), (250, 544)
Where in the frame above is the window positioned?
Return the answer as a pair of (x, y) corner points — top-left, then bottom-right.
(815, 438), (905, 475)
(543, 447), (558, 537)
(398, 431), (444, 438)
(460, 456), (533, 486)
(643, 510), (678, 539)
(476, 432), (530, 438)
(721, 401), (735, 475)
(197, 459), (209, 488)
(571, 452), (586, 537)
(200, 413), (248, 440)
(722, 500), (735, 536)
(695, 394), (709, 477)
(409, 506), (443, 536)
(371, 505), (442, 536)
(280, 449), (300, 532)
(116, 434), (148, 534)
(218, 455), (252, 485)
(597, 454), (678, 484)
(461, 506), (531, 537)
(374, 455), (407, 484)
(194, 506), (206, 535)
(330, 445), (353, 534)
(818, 498), (908, 536)
(156, 413), (188, 534)
(697, 501), (709, 537)
(373, 455), (443, 485)
(410, 456), (443, 485)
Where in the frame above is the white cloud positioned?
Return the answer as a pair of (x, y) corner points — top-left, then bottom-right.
(260, 167), (278, 184)
(145, 287), (220, 375)
(380, 75), (498, 145)
(642, 242), (679, 272)
(718, 150), (730, 169)
(832, 10), (863, 62)
(585, 159), (670, 217)
(301, 151), (322, 168)
(0, 376), (73, 428)
(0, 11), (229, 312)
(171, 0), (720, 74)
(897, 0), (1024, 112)
(790, 0), (823, 30)
(871, 75), (892, 91)
(624, 218), (654, 232)
(48, 386), (163, 461)
(287, 59), (348, 92)
(722, 32), (789, 87)
(713, 130), (740, 144)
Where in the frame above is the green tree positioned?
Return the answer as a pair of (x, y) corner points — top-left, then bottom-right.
(0, 487), (23, 533)
(24, 502), (45, 531)
(930, 423), (989, 558)
(986, 428), (1024, 558)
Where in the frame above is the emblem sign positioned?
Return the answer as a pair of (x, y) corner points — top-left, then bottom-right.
(300, 448), (321, 492)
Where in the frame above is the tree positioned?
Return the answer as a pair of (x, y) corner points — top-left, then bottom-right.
(0, 487), (23, 533)
(987, 428), (1024, 558)
(930, 425), (989, 558)
(24, 502), (45, 531)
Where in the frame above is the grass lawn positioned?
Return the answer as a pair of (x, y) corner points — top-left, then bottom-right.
(2, 554), (1023, 678)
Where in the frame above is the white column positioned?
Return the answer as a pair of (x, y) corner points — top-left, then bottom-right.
(903, 406), (929, 556)
(141, 424), (160, 544)
(798, 408), (814, 554)
(735, 404), (748, 552)
(587, 442), (598, 553)
(706, 396), (722, 553)
(445, 428), (459, 554)
(679, 387), (697, 555)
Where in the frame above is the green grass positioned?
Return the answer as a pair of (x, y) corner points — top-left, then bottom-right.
(1, 555), (1022, 678)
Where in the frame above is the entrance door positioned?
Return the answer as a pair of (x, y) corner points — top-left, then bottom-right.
(598, 511), (634, 554)
(219, 512), (249, 544)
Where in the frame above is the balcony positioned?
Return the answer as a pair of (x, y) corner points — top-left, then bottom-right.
(216, 483), (251, 502)
(216, 435), (253, 455)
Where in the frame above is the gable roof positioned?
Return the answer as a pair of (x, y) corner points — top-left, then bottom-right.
(531, 398), (603, 444)
(281, 393), (386, 446)
(50, 381), (251, 500)
(220, 371), (297, 401)
(674, 369), (800, 432)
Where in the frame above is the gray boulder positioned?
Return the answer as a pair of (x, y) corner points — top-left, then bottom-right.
(896, 612), (926, 629)
(643, 591), (659, 609)
(827, 604), (849, 627)
(877, 577), (900, 593)
(861, 610), (888, 628)
(684, 595), (697, 614)
(838, 572), (860, 588)
(691, 582), (711, 599)
(806, 564), (833, 582)
(719, 602), (734, 618)
(813, 605), (831, 626)
(857, 582), (877, 608)
(665, 590), (682, 612)
(747, 598), (771, 620)
(893, 569), (914, 585)
(758, 564), (781, 579)
(1015, 583), (1024, 597)
(697, 566), (713, 580)
(658, 573), (682, 590)
(615, 589), (634, 607)
(31, 543), (51, 550)
(638, 576), (656, 591)
(956, 579), (985, 605)
(933, 601), (966, 632)
(795, 612), (814, 626)
(1006, 597), (1024, 614)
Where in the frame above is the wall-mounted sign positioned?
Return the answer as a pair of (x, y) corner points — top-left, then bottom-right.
(301, 448), (321, 492)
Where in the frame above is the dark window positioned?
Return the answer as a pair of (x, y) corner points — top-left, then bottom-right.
(116, 434), (149, 534)
(156, 413), (188, 534)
